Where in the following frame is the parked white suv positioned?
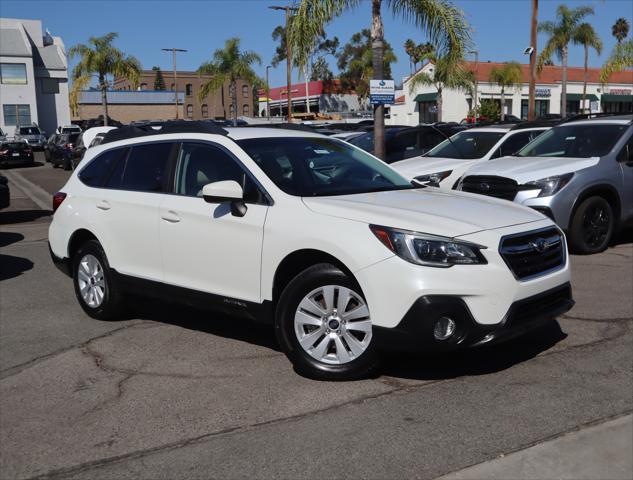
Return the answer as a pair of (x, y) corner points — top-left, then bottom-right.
(49, 122), (573, 379)
(391, 123), (553, 189)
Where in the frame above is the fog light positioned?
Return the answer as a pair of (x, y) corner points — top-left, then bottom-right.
(434, 317), (456, 341)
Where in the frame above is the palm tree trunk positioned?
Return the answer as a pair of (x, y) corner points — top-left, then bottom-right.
(582, 45), (588, 113)
(500, 87), (506, 121)
(561, 45), (568, 118)
(99, 74), (109, 126)
(231, 79), (238, 126)
(371, 0), (385, 160)
(437, 87), (443, 123)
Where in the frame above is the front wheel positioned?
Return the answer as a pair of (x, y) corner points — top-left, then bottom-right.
(275, 263), (379, 380)
(72, 240), (125, 320)
(568, 196), (614, 254)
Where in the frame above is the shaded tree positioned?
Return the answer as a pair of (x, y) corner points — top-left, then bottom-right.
(489, 61), (523, 121)
(69, 32), (141, 125)
(600, 38), (633, 84)
(197, 38), (262, 126)
(152, 66), (166, 90)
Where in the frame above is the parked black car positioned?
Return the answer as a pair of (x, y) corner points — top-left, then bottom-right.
(44, 134), (61, 162)
(0, 175), (9, 209)
(0, 141), (34, 168)
(70, 132), (88, 170)
(348, 124), (469, 163)
(50, 133), (80, 170)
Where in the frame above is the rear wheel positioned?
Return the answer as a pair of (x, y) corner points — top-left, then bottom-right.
(275, 263), (379, 380)
(568, 196), (614, 254)
(72, 240), (125, 320)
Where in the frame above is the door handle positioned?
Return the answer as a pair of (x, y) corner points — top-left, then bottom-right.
(161, 210), (181, 223)
(96, 200), (111, 211)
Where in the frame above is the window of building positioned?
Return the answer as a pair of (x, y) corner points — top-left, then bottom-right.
(521, 99), (549, 119)
(0, 63), (27, 84)
(418, 101), (438, 124)
(106, 142), (174, 192)
(243, 104), (250, 115)
(186, 104), (194, 118)
(140, 83), (148, 90)
(242, 85), (249, 98)
(41, 78), (59, 94)
(201, 104), (209, 118)
(2, 104), (31, 126)
(185, 84), (193, 96)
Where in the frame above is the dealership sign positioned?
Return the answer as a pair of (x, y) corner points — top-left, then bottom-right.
(608, 88), (632, 95)
(370, 79), (395, 105)
(535, 88), (551, 97)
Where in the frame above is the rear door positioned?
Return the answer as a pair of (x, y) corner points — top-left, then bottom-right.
(91, 141), (176, 281)
(616, 133), (633, 222)
(159, 138), (269, 302)
(490, 129), (546, 159)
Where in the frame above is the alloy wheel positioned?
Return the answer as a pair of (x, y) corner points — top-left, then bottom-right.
(582, 204), (610, 248)
(77, 254), (106, 308)
(294, 285), (372, 365)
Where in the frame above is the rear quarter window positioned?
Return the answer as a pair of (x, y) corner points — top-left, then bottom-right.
(78, 147), (128, 188)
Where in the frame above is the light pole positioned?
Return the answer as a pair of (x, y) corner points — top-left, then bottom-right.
(266, 65), (271, 121)
(469, 50), (479, 122)
(269, 5), (298, 122)
(162, 48), (187, 119)
(528, 0), (538, 121)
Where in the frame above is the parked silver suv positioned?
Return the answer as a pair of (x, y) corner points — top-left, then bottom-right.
(458, 115), (633, 254)
(14, 124), (47, 150)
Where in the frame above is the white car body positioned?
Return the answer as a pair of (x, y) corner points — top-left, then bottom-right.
(49, 126), (573, 376)
(81, 127), (116, 149)
(56, 125), (82, 134)
(392, 126), (550, 189)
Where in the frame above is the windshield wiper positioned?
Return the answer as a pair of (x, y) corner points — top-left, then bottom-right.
(427, 125), (464, 159)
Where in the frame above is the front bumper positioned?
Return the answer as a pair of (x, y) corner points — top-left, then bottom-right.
(373, 282), (573, 352)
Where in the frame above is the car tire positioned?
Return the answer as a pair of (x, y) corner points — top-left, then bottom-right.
(72, 240), (125, 320)
(568, 196), (614, 254)
(275, 263), (379, 380)
(63, 158), (71, 171)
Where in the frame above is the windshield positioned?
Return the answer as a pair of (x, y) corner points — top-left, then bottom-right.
(237, 137), (414, 197)
(425, 130), (505, 159)
(19, 127), (41, 135)
(517, 124), (629, 158)
(347, 129), (403, 153)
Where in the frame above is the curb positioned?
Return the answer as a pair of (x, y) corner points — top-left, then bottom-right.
(2, 169), (51, 211)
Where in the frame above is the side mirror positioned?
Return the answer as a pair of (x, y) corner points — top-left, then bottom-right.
(202, 180), (247, 217)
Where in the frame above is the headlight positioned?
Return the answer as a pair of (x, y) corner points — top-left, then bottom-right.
(523, 173), (574, 197)
(414, 170), (452, 187)
(370, 225), (487, 267)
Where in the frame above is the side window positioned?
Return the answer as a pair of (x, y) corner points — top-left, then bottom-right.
(617, 135), (633, 163)
(495, 131), (539, 158)
(106, 142), (173, 192)
(174, 142), (262, 203)
(78, 148), (128, 188)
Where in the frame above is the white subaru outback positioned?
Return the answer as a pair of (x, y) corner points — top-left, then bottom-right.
(49, 122), (574, 380)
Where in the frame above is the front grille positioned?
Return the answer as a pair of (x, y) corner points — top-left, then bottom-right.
(500, 227), (566, 280)
(461, 175), (518, 201)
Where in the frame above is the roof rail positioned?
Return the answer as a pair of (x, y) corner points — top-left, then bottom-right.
(511, 118), (563, 130)
(560, 112), (632, 124)
(243, 123), (316, 133)
(100, 120), (228, 145)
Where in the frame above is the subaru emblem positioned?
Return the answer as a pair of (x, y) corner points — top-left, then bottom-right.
(530, 238), (548, 253)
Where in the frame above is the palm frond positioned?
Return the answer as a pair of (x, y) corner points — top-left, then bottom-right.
(69, 74), (91, 116)
(600, 39), (633, 84)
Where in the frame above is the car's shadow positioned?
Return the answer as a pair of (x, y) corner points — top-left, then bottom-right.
(0, 254), (34, 280)
(0, 161), (44, 170)
(124, 297), (566, 379)
(0, 209), (52, 225)
(612, 227), (633, 248)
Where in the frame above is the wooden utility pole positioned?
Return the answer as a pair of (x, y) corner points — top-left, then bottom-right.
(270, 5), (298, 122)
(162, 48), (187, 119)
(528, 0), (538, 121)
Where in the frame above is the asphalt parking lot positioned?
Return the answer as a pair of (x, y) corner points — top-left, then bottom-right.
(1, 154), (632, 479)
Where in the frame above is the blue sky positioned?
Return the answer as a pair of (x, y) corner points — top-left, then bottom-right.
(1, 0), (631, 87)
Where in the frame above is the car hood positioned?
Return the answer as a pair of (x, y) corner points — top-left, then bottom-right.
(391, 156), (476, 179)
(465, 156), (600, 184)
(302, 188), (544, 238)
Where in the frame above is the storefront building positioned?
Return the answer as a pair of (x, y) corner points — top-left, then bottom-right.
(390, 61), (632, 126)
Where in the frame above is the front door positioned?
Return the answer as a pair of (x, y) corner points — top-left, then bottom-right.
(159, 139), (269, 303)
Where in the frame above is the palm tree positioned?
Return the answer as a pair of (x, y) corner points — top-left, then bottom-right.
(69, 33), (141, 126)
(414, 42), (435, 70)
(197, 38), (262, 126)
(537, 4), (594, 117)
(408, 52), (473, 122)
(289, 0), (470, 160)
(573, 23), (602, 113)
(600, 38), (633, 84)
(612, 18), (630, 44)
(488, 62), (522, 121)
(404, 38), (416, 74)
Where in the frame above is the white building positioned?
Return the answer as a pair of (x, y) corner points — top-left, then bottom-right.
(390, 60), (633, 126)
(0, 18), (70, 135)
